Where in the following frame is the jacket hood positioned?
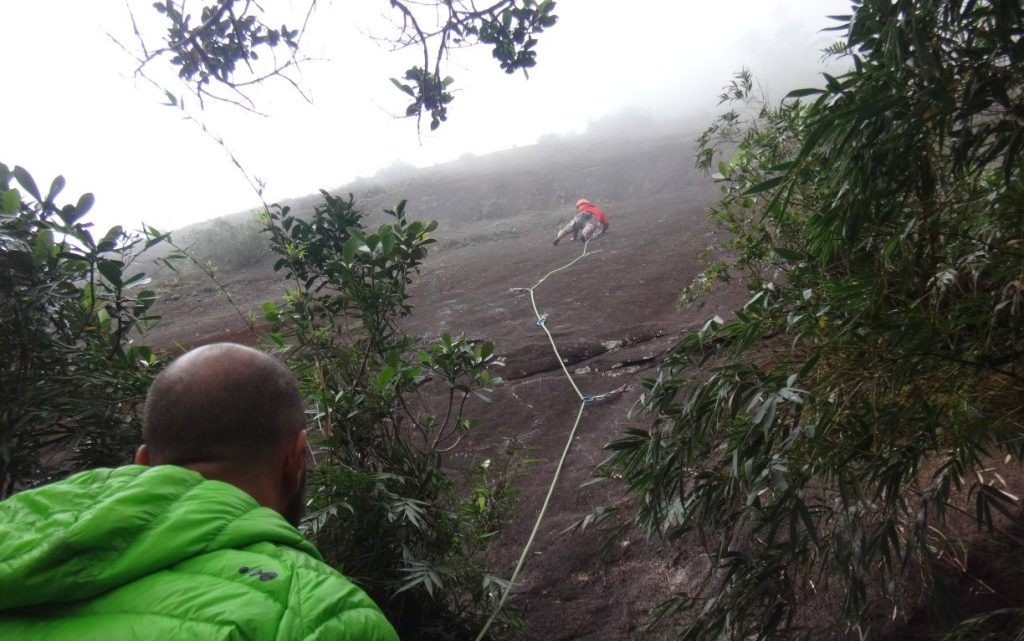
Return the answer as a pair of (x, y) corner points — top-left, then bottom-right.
(0, 465), (319, 611)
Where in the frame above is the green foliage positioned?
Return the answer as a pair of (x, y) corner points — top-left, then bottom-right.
(153, 0), (299, 105)
(263, 192), (515, 639)
(384, 0), (557, 131)
(941, 608), (1024, 641)
(140, 0), (558, 128)
(383, 0), (557, 131)
(392, 69), (456, 132)
(602, 2), (1024, 639)
(1, 166), (516, 636)
(0, 164), (165, 498)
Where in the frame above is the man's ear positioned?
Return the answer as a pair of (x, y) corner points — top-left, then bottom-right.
(134, 444), (151, 466)
(282, 429), (307, 492)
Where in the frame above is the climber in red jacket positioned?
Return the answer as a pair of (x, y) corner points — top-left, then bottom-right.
(553, 198), (610, 246)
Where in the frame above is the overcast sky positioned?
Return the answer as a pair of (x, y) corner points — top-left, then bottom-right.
(4, 1), (850, 233)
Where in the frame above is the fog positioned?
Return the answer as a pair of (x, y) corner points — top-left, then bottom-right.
(4, 1), (850, 233)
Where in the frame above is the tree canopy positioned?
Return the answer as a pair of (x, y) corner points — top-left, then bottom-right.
(126, 0), (557, 130)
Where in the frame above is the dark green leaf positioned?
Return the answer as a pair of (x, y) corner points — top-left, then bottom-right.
(390, 78), (416, 97)
(73, 193), (95, 222)
(97, 259), (124, 287)
(741, 174), (786, 196)
(13, 166), (41, 201)
(45, 176), (66, 204)
(785, 87), (824, 99)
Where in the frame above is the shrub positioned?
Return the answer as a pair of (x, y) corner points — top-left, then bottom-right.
(0, 163), (164, 497)
(263, 191), (516, 639)
(601, 3), (1024, 639)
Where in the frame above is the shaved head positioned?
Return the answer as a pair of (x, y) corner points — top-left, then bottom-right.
(143, 343), (304, 467)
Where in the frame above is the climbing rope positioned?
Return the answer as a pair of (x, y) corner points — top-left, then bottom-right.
(474, 238), (628, 641)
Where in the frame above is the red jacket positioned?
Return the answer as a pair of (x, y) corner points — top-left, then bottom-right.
(578, 203), (608, 225)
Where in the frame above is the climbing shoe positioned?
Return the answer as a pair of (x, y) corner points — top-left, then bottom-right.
(553, 238), (560, 246)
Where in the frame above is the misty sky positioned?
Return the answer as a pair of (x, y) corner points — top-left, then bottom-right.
(5, 1), (850, 233)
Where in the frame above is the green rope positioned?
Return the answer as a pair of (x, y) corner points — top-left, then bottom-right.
(474, 239), (595, 641)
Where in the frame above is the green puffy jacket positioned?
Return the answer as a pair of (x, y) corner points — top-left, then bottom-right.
(0, 465), (399, 641)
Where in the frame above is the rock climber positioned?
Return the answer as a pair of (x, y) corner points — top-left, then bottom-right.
(553, 198), (609, 245)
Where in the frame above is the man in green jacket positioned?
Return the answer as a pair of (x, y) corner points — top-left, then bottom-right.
(0, 343), (399, 641)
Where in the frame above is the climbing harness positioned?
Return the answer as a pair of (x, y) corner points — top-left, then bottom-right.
(474, 239), (626, 641)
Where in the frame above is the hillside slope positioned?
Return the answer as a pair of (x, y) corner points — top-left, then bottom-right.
(144, 128), (751, 639)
